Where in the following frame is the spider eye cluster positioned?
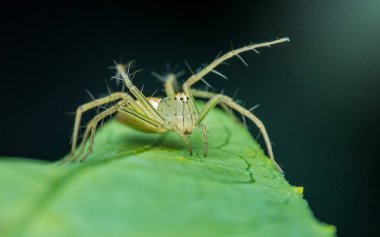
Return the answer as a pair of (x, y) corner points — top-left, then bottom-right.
(174, 94), (190, 103)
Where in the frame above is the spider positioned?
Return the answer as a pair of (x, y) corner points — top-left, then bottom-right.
(65, 37), (289, 174)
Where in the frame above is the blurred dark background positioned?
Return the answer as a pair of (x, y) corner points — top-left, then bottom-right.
(0, 0), (379, 236)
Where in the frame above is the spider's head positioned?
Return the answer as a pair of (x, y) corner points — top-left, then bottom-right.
(157, 93), (195, 135)
(174, 93), (190, 103)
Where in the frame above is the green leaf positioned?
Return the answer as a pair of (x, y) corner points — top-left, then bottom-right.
(0, 105), (335, 237)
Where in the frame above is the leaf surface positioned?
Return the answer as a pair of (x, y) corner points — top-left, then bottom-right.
(0, 105), (335, 237)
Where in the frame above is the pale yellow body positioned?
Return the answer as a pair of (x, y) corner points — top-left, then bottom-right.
(116, 97), (166, 133)
(116, 93), (196, 135)
(157, 93), (196, 135)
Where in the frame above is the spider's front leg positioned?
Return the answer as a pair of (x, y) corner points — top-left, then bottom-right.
(191, 89), (241, 123)
(181, 38), (289, 118)
(115, 64), (167, 125)
(196, 94), (284, 174)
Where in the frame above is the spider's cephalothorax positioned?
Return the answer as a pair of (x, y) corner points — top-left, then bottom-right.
(157, 93), (195, 135)
(66, 37), (289, 174)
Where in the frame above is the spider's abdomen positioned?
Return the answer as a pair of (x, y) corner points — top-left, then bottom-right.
(157, 93), (195, 135)
(116, 97), (167, 134)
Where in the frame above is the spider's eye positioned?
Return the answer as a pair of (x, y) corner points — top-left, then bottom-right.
(187, 96), (189, 100)
(180, 97), (183, 101)
(174, 97), (177, 100)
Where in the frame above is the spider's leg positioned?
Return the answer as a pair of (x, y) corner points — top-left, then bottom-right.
(196, 94), (284, 174)
(164, 73), (179, 97)
(182, 38), (289, 92)
(191, 89), (238, 122)
(75, 102), (166, 163)
(73, 101), (127, 162)
(182, 38), (289, 119)
(181, 135), (193, 156)
(200, 124), (208, 157)
(115, 64), (167, 125)
(163, 72), (199, 122)
(67, 92), (133, 161)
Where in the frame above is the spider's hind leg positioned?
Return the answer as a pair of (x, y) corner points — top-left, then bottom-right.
(72, 102), (126, 163)
(164, 73), (180, 97)
(62, 92), (132, 164)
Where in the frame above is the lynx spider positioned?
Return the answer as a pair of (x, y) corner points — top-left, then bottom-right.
(65, 37), (289, 174)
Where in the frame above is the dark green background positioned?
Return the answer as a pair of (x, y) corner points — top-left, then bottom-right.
(1, 1), (379, 236)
